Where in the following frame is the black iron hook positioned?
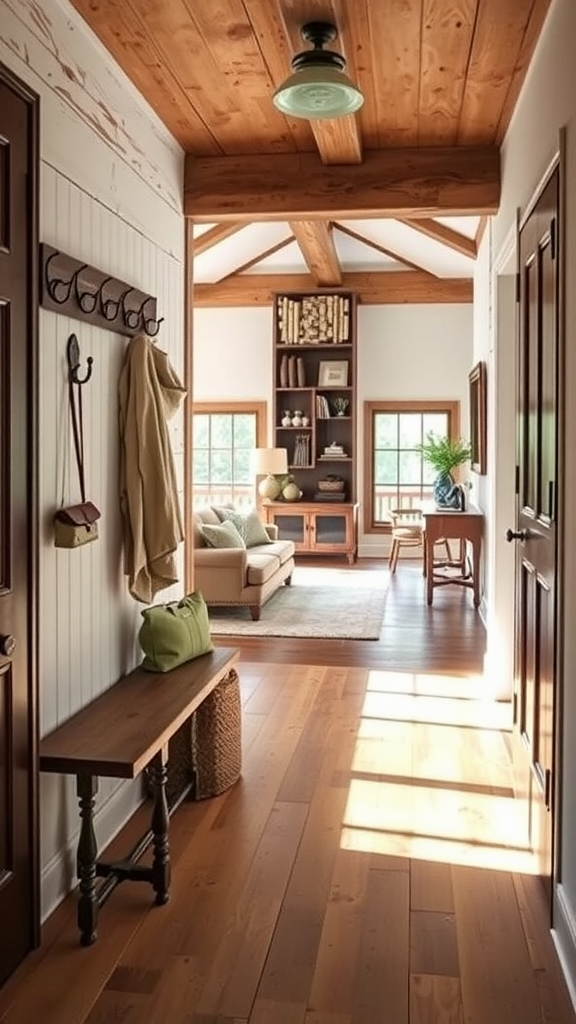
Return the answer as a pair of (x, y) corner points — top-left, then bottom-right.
(77, 274), (112, 315)
(67, 333), (93, 385)
(140, 296), (164, 337)
(47, 252), (88, 306)
(123, 290), (145, 330)
(101, 284), (134, 322)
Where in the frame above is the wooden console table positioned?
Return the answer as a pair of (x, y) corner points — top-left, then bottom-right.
(423, 508), (483, 607)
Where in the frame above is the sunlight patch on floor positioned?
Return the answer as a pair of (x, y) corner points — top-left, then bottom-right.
(340, 825), (537, 873)
(341, 778), (536, 873)
(364, 680), (512, 731)
(352, 717), (512, 789)
(367, 668), (509, 704)
(339, 668), (532, 874)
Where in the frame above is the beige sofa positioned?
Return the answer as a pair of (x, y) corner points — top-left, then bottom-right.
(192, 506), (295, 621)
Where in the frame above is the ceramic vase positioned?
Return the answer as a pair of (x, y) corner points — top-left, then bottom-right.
(433, 471), (462, 509)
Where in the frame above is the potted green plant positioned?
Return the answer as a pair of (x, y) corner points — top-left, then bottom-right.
(416, 432), (471, 509)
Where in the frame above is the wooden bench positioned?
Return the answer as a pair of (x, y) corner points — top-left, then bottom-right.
(39, 646), (239, 946)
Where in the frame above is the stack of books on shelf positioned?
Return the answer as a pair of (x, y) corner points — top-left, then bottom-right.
(318, 442), (348, 460)
(315, 394), (331, 418)
(292, 434), (311, 466)
(314, 490), (346, 502)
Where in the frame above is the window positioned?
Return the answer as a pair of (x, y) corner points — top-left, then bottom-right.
(364, 400), (461, 530)
(192, 402), (266, 509)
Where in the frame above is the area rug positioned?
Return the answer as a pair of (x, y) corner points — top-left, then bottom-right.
(208, 566), (389, 640)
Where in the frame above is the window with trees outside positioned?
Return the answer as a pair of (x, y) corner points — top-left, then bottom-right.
(364, 400), (461, 530)
(192, 402), (266, 510)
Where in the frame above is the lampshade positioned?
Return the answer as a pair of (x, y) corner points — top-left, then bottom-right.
(253, 447), (288, 476)
(273, 22), (364, 121)
(253, 447), (288, 500)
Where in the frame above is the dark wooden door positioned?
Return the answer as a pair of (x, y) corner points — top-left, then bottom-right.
(0, 67), (39, 986)
(510, 166), (560, 904)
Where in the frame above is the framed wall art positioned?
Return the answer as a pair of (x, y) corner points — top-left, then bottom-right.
(318, 360), (348, 387)
(469, 360), (487, 474)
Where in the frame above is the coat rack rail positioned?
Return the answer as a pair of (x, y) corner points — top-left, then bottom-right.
(40, 244), (163, 338)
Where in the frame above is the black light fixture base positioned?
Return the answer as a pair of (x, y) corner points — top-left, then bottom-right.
(301, 22), (338, 48)
(292, 22), (346, 73)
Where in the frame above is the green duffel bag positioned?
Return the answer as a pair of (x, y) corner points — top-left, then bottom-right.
(138, 591), (214, 672)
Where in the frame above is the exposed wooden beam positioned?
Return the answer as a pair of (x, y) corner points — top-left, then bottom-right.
(475, 215), (489, 249)
(400, 217), (477, 258)
(334, 224), (438, 277)
(185, 147), (500, 221)
(310, 117), (363, 165)
(193, 222), (246, 255)
(289, 221), (342, 287)
(194, 272), (473, 307)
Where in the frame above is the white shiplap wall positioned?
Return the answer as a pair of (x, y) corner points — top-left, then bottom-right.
(1, 0), (186, 917)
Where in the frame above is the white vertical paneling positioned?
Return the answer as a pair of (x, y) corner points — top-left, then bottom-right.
(38, 177), (185, 915)
(0, 2), (185, 917)
(1, 0), (183, 244)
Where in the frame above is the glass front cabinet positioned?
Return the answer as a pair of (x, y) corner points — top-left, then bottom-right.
(263, 502), (358, 563)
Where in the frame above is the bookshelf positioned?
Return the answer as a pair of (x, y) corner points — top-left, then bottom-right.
(269, 291), (358, 561)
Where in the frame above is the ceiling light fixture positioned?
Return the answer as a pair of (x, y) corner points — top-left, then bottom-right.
(273, 22), (364, 121)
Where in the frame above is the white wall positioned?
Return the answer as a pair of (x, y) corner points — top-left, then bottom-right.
(357, 304), (473, 553)
(194, 302), (473, 554)
(1, 0), (185, 918)
(194, 306), (273, 407)
(485, 0), (576, 998)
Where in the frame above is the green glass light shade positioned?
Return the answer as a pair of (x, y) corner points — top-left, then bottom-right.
(273, 65), (364, 120)
(273, 21), (364, 121)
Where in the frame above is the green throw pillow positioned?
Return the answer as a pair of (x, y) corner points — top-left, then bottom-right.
(218, 508), (272, 548)
(200, 519), (246, 549)
(139, 591), (214, 673)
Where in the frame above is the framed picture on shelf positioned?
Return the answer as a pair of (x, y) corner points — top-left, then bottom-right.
(318, 360), (348, 387)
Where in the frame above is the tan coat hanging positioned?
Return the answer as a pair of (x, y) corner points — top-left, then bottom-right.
(118, 334), (187, 603)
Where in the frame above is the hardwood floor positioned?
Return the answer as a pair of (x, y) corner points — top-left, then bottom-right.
(1, 562), (574, 1024)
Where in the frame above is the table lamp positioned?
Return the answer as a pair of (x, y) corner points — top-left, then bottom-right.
(253, 447), (288, 500)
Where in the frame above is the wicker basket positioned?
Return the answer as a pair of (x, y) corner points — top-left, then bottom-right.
(159, 668), (242, 804)
(192, 668), (242, 799)
(318, 478), (345, 492)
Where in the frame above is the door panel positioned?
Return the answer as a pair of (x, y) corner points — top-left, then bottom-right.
(512, 168), (559, 905)
(0, 67), (38, 987)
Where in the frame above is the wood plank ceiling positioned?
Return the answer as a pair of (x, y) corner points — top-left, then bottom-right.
(69, 0), (553, 304)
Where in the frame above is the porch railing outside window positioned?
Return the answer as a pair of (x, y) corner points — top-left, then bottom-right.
(365, 403), (458, 530)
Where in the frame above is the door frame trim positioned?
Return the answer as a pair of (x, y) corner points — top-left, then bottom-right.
(0, 61), (41, 948)
(554, 130), (567, 891)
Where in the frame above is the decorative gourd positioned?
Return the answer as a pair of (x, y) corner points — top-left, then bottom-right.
(282, 481), (303, 501)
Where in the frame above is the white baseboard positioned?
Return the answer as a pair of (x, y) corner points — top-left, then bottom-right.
(553, 884), (576, 1012)
(41, 778), (145, 922)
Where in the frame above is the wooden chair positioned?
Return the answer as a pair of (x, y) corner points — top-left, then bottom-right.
(388, 508), (451, 574)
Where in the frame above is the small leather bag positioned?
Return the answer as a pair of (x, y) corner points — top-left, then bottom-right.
(54, 501), (101, 548)
(54, 338), (101, 548)
(139, 592), (214, 672)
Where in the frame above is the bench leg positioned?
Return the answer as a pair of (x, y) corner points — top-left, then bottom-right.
(148, 745), (171, 905)
(76, 774), (99, 946)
